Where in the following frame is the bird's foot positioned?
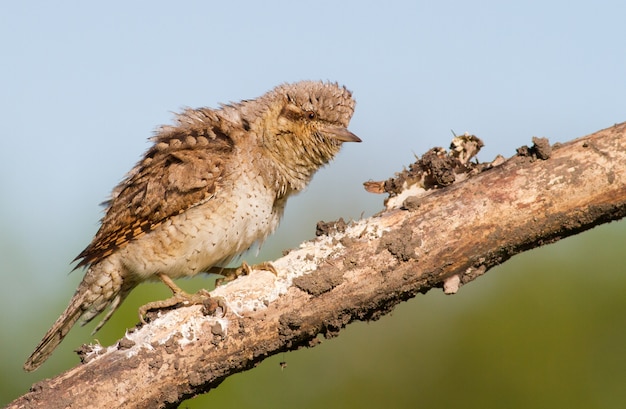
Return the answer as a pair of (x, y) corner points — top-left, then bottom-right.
(214, 261), (278, 286)
(139, 273), (226, 324)
(139, 289), (217, 324)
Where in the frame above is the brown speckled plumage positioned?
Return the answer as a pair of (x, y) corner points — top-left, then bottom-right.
(24, 81), (360, 371)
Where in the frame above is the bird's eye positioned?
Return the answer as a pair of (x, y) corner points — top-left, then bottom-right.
(306, 111), (316, 120)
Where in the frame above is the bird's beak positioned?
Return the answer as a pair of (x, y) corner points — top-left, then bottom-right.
(321, 125), (362, 143)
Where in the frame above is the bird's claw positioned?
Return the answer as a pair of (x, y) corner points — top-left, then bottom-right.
(138, 288), (214, 324)
(214, 261), (278, 286)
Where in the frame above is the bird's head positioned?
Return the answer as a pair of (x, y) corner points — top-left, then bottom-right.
(260, 81), (361, 192)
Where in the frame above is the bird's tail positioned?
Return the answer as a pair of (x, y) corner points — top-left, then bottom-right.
(23, 265), (130, 372)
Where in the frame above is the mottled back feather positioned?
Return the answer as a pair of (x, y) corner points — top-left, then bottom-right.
(75, 108), (236, 268)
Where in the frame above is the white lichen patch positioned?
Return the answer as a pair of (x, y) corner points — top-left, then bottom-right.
(213, 217), (389, 316)
(385, 182), (427, 210)
(83, 304), (226, 364)
(81, 342), (111, 363)
(342, 217), (390, 241)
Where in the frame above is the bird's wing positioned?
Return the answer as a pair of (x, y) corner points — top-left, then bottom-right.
(75, 109), (236, 268)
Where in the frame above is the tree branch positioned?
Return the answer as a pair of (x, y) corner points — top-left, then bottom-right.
(10, 122), (626, 409)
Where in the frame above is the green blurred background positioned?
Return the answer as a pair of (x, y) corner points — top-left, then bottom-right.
(2, 1), (626, 407)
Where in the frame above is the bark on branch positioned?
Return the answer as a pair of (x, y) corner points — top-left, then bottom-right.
(10, 122), (626, 409)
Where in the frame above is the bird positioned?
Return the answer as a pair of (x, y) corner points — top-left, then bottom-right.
(23, 80), (360, 372)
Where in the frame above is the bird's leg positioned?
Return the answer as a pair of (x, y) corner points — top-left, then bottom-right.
(138, 273), (213, 324)
(213, 261), (278, 286)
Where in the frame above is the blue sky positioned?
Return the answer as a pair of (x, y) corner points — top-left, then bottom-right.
(2, 0), (626, 396)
